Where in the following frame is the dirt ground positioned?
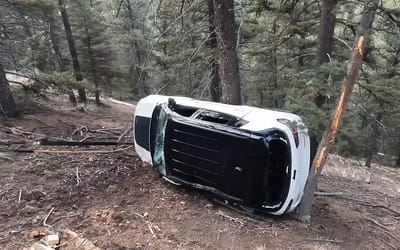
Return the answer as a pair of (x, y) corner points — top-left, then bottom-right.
(1, 93), (399, 250)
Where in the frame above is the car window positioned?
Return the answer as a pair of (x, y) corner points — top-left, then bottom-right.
(134, 116), (150, 150)
(192, 109), (248, 127)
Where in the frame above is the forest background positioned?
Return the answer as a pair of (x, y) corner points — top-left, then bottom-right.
(0, 0), (399, 168)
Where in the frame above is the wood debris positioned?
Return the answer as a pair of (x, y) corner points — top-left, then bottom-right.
(24, 229), (101, 250)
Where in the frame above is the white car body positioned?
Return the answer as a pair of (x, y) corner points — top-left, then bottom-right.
(134, 95), (310, 215)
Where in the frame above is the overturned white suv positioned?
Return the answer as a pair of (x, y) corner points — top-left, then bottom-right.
(134, 95), (310, 215)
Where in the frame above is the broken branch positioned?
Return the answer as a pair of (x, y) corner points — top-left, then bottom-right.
(315, 192), (343, 197)
(35, 145), (133, 154)
(216, 210), (245, 227)
(75, 167), (82, 186)
(306, 238), (344, 243)
(43, 207), (55, 227)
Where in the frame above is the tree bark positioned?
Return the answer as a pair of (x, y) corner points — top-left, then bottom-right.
(46, 10), (77, 104)
(58, 0), (87, 103)
(396, 151), (400, 168)
(125, 0), (149, 97)
(317, 0), (338, 65)
(48, 12), (65, 72)
(365, 112), (382, 168)
(0, 63), (18, 117)
(85, 26), (101, 105)
(297, 0), (379, 223)
(207, 0), (221, 102)
(313, 0), (338, 110)
(214, 0), (241, 105)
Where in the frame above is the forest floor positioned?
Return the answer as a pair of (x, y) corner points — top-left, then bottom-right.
(1, 93), (399, 250)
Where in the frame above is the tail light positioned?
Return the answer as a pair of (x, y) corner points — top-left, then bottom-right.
(277, 118), (299, 147)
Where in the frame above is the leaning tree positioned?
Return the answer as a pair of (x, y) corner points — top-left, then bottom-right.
(297, 0), (380, 223)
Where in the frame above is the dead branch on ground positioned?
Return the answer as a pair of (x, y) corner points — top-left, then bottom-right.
(117, 125), (133, 143)
(342, 196), (400, 217)
(35, 145), (133, 154)
(306, 238), (344, 243)
(27, 115), (56, 128)
(216, 210), (245, 227)
(366, 217), (400, 244)
(315, 191), (343, 197)
(43, 207), (55, 227)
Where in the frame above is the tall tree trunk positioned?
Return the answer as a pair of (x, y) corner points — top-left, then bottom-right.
(297, 0), (379, 223)
(313, 0), (338, 109)
(0, 63), (17, 117)
(317, 0), (338, 65)
(58, 0), (87, 103)
(85, 26), (101, 105)
(214, 0), (241, 105)
(126, 0), (137, 96)
(396, 151), (400, 168)
(271, 17), (279, 108)
(46, 10), (77, 104)
(48, 13), (64, 72)
(310, 0), (339, 165)
(207, 0), (221, 102)
(125, 0), (149, 97)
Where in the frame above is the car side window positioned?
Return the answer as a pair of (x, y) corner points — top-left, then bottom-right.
(191, 109), (248, 127)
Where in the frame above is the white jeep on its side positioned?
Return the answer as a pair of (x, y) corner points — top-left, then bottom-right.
(134, 95), (310, 215)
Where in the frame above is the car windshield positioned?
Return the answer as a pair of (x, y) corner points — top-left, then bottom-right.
(152, 105), (168, 175)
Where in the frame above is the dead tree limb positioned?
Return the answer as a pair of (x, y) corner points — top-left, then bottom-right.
(1, 138), (132, 147)
(296, 0), (379, 224)
(366, 217), (400, 244)
(342, 197), (400, 217)
(35, 146), (133, 154)
(314, 191), (343, 197)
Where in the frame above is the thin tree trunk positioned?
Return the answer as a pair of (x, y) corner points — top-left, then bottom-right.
(365, 154), (373, 168)
(68, 91), (77, 104)
(125, 0), (149, 97)
(365, 112), (382, 168)
(126, 0), (137, 95)
(46, 10), (77, 105)
(214, 0), (241, 105)
(0, 63), (17, 117)
(271, 17), (279, 108)
(297, 0), (379, 223)
(48, 13), (64, 72)
(58, 0), (86, 103)
(207, 0), (221, 102)
(77, 88), (87, 103)
(85, 26), (101, 105)
(396, 151), (400, 168)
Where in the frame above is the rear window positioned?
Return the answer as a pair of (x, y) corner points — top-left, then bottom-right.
(135, 116), (150, 150)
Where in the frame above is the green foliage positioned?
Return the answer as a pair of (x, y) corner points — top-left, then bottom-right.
(43, 71), (89, 89)
(1, 0), (400, 163)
